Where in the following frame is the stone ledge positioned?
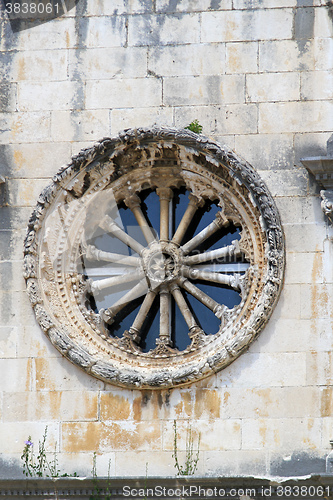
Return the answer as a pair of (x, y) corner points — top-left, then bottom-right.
(1, 476), (333, 499)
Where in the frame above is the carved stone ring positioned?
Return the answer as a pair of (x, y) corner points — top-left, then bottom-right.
(24, 127), (285, 389)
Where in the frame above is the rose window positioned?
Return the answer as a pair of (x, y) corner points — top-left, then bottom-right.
(24, 128), (285, 388)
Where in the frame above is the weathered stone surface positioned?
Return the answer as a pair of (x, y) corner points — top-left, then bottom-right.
(0, 0), (332, 480)
(3, 391), (98, 422)
(201, 9), (293, 42)
(51, 109), (110, 142)
(246, 72), (300, 102)
(86, 78), (163, 109)
(164, 75), (245, 106)
(259, 40), (315, 72)
(68, 47), (148, 79)
(128, 13), (201, 46)
(226, 41), (258, 74)
(148, 44), (225, 77)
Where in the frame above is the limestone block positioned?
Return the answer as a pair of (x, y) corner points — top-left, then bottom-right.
(7, 50), (68, 82)
(7, 142), (71, 178)
(285, 252), (324, 284)
(0, 112), (51, 144)
(111, 107), (173, 133)
(233, 0), (296, 6)
(17, 81), (78, 112)
(148, 44), (225, 77)
(259, 101), (333, 134)
(318, 388), (333, 420)
(84, 0), (153, 15)
(217, 351), (306, 387)
(18, 325), (62, 359)
(2, 18), (77, 51)
(68, 47), (147, 80)
(162, 418), (241, 451)
(294, 7), (315, 41)
(115, 451), (174, 476)
(242, 417), (322, 450)
(274, 195), (323, 225)
(34, 356), (105, 392)
(235, 134), (294, 170)
(0, 83), (17, 112)
(86, 78), (162, 109)
(77, 16), (126, 48)
(130, 390), (169, 421)
(314, 38), (333, 70)
(156, 0), (232, 12)
(193, 389), (221, 420)
(0, 326), (17, 358)
(201, 9), (293, 43)
(0, 229), (27, 261)
(301, 71), (333, 100)
(0, 208), (31, 231)
(0, 265), (26, 294)
(249, 318), (333, 353)
(128, 13), (200, 46)
(163, 75), (245, 106)
(205, 450), (268, 476)
(221, 387), (321, 419)
(259, 40), (314, 72)
(3, 391), (98, 422)
(306, 352), (333, 385)
(61, 421), (163, 452)
(0, 358), (34, 393)
(226, 42), (258, 74)
(321, 416), (333, 448)
(100, 390), (133, 421)
(269, 284), (301, 320)
(58, 451), (101, 478)
(300, 283), (333, 320)
(174, 103), (258, 135)
(7, 178), (50, 207)
(258, 169), (309, 195)
(51, 110), (110, 142)
(246, 72), (300, 102)
(314, 7), (333, 38)
(0, 422), (59, 454)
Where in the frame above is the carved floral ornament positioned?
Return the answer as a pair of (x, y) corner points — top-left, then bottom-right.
(23, 127), (285, 389)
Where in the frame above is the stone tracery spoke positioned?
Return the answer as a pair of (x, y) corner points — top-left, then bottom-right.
(170, 284), (204, 337)
(89, 269), (145, 294)
(177, 277), (226, 319)
(180, 211), (228, 255)
(183, 240), (241, 265)
(128, 290), (157, 344)
(99, 215), (145, 255)
(125, 194), (156, 245)
(172, 193), (204, 246)
(100, 278), (148, 325)
(85, 244), (140, 266)
(159, 285), (171, 345)
(181, 266), (241, 291)
(157, 187), (173, 242)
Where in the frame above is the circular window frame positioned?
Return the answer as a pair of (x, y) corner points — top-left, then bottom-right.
(24, 127), (285, 389)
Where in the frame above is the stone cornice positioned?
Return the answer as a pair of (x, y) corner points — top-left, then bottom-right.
(1, 476), (333, 499)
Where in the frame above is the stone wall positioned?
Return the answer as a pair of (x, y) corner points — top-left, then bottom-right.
(0, 0), (333, 479)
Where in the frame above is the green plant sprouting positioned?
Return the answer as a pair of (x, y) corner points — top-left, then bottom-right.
(90, 451), (113, 500)
(172, 420), (201, 476)
(184, 119), (203, 134)
(21, 426), (78, 478)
